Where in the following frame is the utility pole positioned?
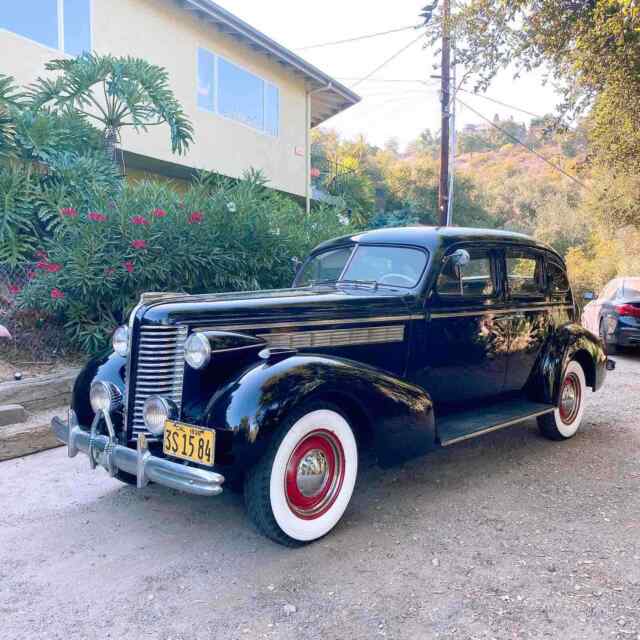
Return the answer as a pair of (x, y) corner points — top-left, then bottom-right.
(447, 56), (456, 226)
(438, 0), (451, 226)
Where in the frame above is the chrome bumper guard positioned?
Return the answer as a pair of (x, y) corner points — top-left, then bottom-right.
(51, 415), (224, 497)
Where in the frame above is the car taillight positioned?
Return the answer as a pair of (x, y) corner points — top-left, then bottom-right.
(615, 304), (640, 318)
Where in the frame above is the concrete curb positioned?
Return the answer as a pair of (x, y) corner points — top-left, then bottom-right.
(0, 369), (78, 412)
(0, 410), (64, 461)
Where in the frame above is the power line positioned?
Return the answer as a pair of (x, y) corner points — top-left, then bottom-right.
(294, 25), (424, 51)
(457, 88), (544, 120)
(456, 97), (587, 189)
(336, 77), (429, 84)
(351, 32), (428, 88)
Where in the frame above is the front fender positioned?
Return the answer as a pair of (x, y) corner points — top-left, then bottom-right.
(204, 354), (436, 468)
(527, 323), (607, 405)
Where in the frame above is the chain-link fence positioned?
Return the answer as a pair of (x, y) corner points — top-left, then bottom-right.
(0, 262), (72, 362)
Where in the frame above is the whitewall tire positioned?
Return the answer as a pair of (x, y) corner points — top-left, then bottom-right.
(538, 360), (587, 440)
(245, 404), (358, 546)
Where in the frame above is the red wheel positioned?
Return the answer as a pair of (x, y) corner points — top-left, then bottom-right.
(284, 429), (345, 520)
(559, 371), (581, 426)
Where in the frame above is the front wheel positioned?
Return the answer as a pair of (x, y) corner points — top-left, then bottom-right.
(537, 360), (587, 441)
(245, 403), (358, 546)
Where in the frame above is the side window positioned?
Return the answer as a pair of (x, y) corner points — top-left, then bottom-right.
(546, 259), (570, 295)
(296, 247), (353, 286)
(437, 247), (495, 297)
(506, 248), (544, 297)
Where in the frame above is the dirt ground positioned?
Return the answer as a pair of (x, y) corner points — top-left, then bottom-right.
(1, 351), (639, 640)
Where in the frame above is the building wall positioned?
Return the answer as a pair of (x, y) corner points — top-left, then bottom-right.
(0, 0), (310, 196)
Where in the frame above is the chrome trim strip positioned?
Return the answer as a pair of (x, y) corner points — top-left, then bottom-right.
(431, 305), (574, 319)
(441, 407), (555, 446)
(259, 325), (405, 349)
(193, 314), (425, 332)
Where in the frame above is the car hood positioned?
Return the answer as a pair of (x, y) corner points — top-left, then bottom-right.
(136, 286), (416, 330)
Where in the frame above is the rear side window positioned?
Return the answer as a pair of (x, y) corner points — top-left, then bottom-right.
(506, 248), (544, 296)
(437, 247), (495, 297)
(546, 259), (570, 294)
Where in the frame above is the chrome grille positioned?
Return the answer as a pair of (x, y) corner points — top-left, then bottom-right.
(129, 325), (188, 439)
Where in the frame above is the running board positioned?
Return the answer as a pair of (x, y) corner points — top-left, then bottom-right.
(438, 398), (555, 447)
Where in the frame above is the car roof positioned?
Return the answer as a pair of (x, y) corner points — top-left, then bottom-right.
(313, 225), (562, 260)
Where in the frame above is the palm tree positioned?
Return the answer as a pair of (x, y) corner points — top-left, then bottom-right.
(28, 53), (194, 168)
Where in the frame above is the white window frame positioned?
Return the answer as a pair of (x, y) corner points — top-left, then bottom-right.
(196, 46), (280, 138)
(0, 0), (92, 55)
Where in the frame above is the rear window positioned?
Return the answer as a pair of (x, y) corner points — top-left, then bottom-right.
(623, 278), (640, 298)
(547, 260), (570, 293)
(506, 248), (544, 296)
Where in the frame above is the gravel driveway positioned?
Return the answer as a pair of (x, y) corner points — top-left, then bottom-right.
(1, 352), (639, 640)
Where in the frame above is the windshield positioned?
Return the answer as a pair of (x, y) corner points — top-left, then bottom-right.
(295, 245), (428, 289)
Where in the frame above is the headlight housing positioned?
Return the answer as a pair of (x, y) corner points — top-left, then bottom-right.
(143, 396), (176, 436)
(184, 333), (211, 370)
(112, 325), (129, 357)
(90, 381), (122, 414)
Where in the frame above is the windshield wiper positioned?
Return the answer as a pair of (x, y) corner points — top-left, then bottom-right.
(309, 278), (379, 290)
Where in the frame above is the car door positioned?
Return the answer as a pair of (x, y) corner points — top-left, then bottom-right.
(501, 246), (550, 393)
(416, 244), (510, 406)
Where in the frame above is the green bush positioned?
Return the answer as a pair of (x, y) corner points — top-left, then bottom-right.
(15, 172), (355, 354)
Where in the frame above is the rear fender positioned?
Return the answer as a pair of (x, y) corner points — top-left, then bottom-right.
(527, 323), (607, 405)
(204, 354), (435, 468)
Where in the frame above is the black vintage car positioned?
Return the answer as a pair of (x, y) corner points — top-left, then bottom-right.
(52, 226), (612, 546)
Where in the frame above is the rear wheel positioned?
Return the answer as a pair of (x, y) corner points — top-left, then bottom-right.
(599, 319), (618, 354)
(538, 360), (587, 441)
(245, 403), (358, 546)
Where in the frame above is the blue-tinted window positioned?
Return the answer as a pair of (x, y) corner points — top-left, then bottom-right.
(0, 1), (90, 54)
(265, 83), (279, 137)
(197, 48), (215, 111)
(218, 57), (264, 131)
(1, 2), (59, 49)
(63, 0), (91, 56)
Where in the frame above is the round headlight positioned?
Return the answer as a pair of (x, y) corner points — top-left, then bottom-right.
(90, 381), (121, 414)
(184, 333), (211, 370)
(143, 396), (176, 436)
(112, 325), (129, 357)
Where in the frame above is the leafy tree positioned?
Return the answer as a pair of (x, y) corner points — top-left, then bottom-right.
(0, 74), (23, 157)
(28, 53), (194, 164)
(446, 1), (640, 171)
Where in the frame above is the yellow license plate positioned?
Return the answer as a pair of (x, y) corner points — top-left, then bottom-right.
(163, 421), (215, 466)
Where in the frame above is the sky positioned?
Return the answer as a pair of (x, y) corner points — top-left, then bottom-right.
(216, 0), (563, 150)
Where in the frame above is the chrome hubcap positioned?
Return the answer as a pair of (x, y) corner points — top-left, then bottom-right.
(296, 449), (329, 497)
(559, 373), (581, 424)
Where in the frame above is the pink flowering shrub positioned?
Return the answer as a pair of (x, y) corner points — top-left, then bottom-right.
(16, 172), (354, 354)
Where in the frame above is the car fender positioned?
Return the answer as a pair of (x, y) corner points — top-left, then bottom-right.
(203, 354), (436, 468)
(527, 323), (607, 405)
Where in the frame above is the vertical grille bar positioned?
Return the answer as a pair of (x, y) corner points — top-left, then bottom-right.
(128, 325), (187, 440)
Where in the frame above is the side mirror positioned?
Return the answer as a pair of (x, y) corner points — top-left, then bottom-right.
(583, 291), (595, 301)
(291, 256), (303, 276)
(450, 248), (471, 268)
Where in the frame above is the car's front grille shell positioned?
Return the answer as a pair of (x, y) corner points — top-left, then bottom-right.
(127, 325), (188, 440)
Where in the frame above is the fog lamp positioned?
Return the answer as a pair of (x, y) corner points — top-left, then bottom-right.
(143, 396), (177, 436)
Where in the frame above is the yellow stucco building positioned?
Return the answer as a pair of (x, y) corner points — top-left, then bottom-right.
(0, 0), (359, 202)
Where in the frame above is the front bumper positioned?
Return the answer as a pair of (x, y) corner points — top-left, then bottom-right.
(51, 415), (224, 497)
